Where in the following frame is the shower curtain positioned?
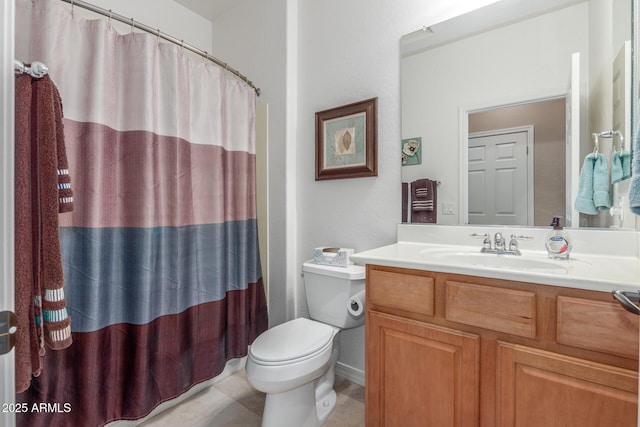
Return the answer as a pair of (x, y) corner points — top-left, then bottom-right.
(15, 1), (268, 425)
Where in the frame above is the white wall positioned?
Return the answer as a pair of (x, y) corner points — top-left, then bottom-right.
(295, 0), (499, 378)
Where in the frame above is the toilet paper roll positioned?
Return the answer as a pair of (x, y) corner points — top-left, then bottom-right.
(347, 290), (366, 317)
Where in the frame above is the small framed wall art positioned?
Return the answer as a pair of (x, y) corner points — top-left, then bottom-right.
(402, 137), (422, 166)
(315, 97), (378, 180)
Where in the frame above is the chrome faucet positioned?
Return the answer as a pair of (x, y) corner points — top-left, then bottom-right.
(473, 232), (530, 255)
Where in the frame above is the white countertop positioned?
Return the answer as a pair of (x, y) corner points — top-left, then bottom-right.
(350, 225), (640, 293)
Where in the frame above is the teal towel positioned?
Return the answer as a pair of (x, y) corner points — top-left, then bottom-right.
(574, 153), (598, 215)
(593, 153), (611, 210)
(620, 150), (631, 181)
(612, 150), (631, 184)
(612, 151), (623, 184)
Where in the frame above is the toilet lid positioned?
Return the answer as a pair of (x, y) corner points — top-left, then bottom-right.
(250, 318), (335, 363)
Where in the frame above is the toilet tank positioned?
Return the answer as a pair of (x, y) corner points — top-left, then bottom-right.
(302, 261), (365, 329)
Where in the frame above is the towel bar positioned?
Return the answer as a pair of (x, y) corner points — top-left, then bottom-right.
(592, 130), (624, 152)
(14, 60), (48, 78)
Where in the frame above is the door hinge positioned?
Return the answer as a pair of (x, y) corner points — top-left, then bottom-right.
(0, 311), (17, 356)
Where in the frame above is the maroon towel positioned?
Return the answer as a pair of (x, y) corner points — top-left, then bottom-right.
(14, 73), (74, 393)
(15, 74), (39, 393)
(410, 179), (437, 223)
(402, 182), (408, 222)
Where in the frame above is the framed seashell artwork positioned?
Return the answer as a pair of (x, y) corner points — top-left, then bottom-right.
(315, 97), (378, 180)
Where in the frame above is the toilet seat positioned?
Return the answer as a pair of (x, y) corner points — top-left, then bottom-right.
(249, 318), (336, 366)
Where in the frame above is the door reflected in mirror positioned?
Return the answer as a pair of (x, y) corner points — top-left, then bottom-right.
(468, 98), (565, 227)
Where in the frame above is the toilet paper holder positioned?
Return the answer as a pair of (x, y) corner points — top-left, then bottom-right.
(347, 290), (366, 317)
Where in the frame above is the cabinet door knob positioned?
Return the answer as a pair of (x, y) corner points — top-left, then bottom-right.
(611, 290), (640, 315)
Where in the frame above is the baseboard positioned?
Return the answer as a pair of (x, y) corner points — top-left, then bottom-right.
(335, 361), (365, 387)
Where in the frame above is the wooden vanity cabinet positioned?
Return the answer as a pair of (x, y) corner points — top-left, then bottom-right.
(367, 311), (480, 426)
(365, 265), (639, 427)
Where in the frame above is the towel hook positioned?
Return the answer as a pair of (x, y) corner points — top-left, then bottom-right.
(615, 130), (625, 151)
(591, 133), (599, 154)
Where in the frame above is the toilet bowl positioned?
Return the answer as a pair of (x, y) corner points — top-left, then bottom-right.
(246, 318), (337, 394)
(246, 261), (365, 427)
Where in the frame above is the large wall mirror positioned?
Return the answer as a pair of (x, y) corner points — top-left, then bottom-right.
(401, 0), (637, 230)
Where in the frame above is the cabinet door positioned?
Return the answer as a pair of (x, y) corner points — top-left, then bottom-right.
(367, 311), (480, 427)
(497, 341), (638, 427)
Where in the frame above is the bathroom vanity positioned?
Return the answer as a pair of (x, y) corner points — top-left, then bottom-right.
(352, 225), (640, 427)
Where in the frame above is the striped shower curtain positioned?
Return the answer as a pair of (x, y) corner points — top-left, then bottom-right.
(15, 0), (268, 425)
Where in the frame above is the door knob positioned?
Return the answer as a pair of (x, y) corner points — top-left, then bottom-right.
(0, 311), (17, 356)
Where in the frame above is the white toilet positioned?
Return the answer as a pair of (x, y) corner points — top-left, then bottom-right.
(245, 261), (365, 427)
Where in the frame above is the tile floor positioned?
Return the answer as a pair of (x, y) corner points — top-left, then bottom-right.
(139, 370), (365, 427)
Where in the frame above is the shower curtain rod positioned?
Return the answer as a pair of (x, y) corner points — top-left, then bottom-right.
(59, 0), (261, 96)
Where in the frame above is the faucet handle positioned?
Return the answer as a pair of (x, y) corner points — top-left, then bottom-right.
(494, 232), (505, 249)
(508, 234), (532, 253)
(508, 234), (519, 252)
(482, 234), (491, 249)
(471, 233), (491, 249)
(470, 233), (491, 250)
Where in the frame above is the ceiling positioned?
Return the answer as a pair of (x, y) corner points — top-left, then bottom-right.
(401, 0), (584, 57)
(174, 0), (237, 20)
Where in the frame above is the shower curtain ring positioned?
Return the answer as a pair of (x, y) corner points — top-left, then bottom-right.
(70, 0), (74, 15)
(108, 10), (112, 27)
(156, 29), (161, 44)
(130, 17), (135, 33)
(203, 51), (208, 63)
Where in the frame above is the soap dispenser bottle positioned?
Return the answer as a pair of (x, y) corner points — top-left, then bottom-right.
(545, 216), (571, 259)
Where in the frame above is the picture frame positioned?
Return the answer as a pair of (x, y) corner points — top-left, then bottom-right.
(315, 97), (378, 180)
(402, 137), (422, 166)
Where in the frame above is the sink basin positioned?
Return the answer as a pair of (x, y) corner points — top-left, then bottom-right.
(419, 249), (569, 274)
